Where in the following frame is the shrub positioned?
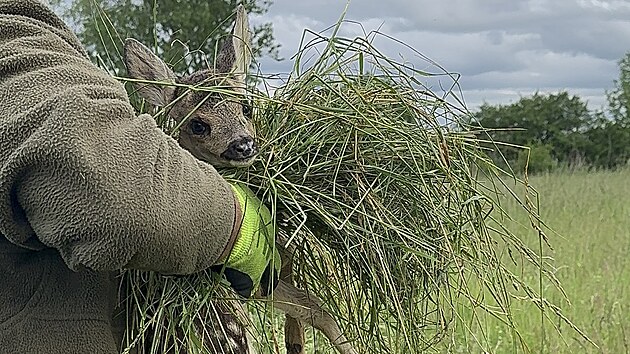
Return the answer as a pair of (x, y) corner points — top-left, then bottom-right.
(516, 143), (557, 174)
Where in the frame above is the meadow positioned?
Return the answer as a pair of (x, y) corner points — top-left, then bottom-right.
(443, 168), (630, 353)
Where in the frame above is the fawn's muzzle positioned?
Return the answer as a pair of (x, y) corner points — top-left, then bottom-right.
(221, 136), (257, 161)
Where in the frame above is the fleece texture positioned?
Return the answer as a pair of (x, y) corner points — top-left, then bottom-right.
(0, 1), (237, 352)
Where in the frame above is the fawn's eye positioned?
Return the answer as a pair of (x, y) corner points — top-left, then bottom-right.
(190, 119), (210, 136)
(242, 102), (252, 119)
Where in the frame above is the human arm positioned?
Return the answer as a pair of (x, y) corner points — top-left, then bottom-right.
(0, 0), (239, 275)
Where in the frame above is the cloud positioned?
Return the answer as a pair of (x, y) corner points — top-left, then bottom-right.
(463, 51), (617, 89)
(251, 0), (629, 111)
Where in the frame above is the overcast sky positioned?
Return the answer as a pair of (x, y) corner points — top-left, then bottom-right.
(250, 0), (630, 112)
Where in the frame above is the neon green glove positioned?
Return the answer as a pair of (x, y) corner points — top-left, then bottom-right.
(212, 182), (281, 298)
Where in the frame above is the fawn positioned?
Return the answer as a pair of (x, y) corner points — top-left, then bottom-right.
(123, 6), (356, 354)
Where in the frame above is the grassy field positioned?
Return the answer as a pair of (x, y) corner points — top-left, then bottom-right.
(443, 168), (630, 353)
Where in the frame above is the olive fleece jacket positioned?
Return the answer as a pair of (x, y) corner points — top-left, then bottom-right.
(0, 1), (239, 353)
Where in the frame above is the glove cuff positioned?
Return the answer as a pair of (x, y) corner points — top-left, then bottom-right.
(216, 184), (243, 263)
(227, 183), (255, 264)
(224, 183), (270, 272)
(217, 182), (277, 296)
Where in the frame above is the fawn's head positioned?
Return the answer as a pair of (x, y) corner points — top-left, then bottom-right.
(123, 5), (256, 168)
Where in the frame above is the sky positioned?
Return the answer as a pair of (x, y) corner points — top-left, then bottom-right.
(250, 0), (630, 112)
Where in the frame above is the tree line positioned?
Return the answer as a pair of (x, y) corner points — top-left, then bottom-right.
(470, 53), (630, 173)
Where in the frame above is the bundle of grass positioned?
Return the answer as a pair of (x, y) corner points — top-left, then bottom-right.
(221, 30), (511, 353)
(97, 8), (590, 354)
(222, 21), (590, 352)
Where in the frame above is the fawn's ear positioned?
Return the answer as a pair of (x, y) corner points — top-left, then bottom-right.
(123, 38), (177, 107)
(215, 5), (252, 91)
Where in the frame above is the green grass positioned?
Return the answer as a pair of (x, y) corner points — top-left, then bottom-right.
(443, 168), (630, 353)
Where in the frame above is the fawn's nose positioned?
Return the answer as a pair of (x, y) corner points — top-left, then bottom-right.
(222, 136), (257, 161)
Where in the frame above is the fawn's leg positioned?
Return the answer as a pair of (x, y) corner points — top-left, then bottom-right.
(279, 247), (306, 354)
(271, 234), (358, 354)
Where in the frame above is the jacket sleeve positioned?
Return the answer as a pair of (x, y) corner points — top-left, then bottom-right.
(0, 0), (238, 275)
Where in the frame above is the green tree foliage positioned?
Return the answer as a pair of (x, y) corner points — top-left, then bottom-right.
(580, 110), (630, 169)
(516, 143), (556, 174)
(472, 51), (630, 172)
(50, 0), (280, 75)
(585, 52), (630, 168)
(473, 91), (594, 167)
(607, 52), (630, 123)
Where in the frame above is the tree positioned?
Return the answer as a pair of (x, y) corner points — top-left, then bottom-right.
(50, 0), (280, 75)
(472, 91), (594, 167)
(516, 143), (556, 174)
(578, 52), (630, 169)
(607, 52), (630, 123)
(580, 109), (630, 169)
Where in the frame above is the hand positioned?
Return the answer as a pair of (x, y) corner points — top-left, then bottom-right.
(212, 182), (281, 298)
